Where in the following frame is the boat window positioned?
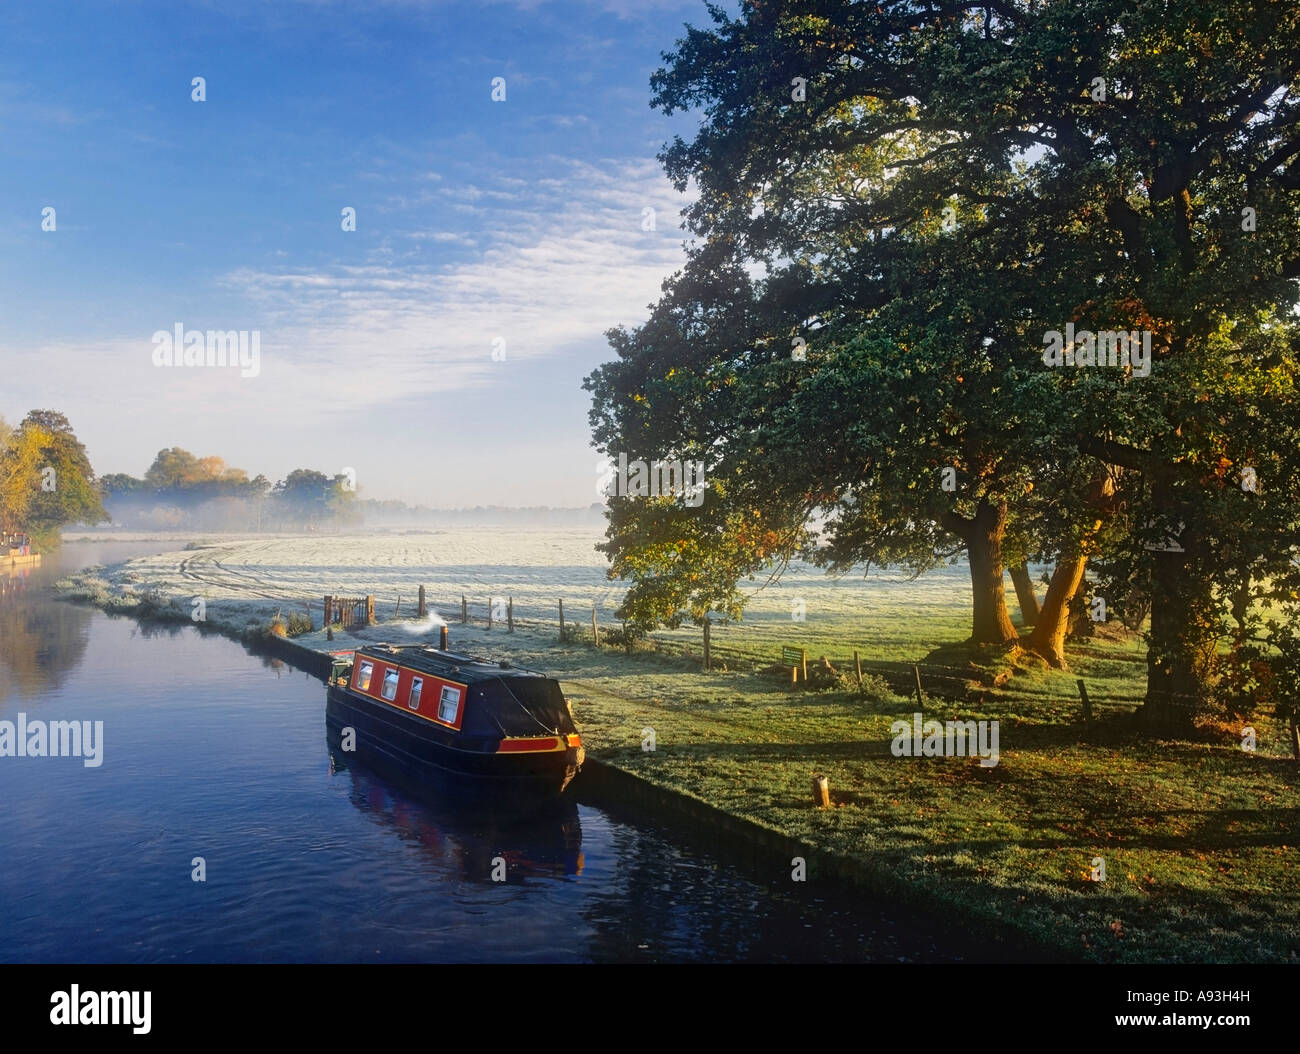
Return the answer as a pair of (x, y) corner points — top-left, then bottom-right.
(408, 678), (423, 711)
(381, 668), (400, 701)
(356, 661), (374, 691)
(437, 685), (461, 723)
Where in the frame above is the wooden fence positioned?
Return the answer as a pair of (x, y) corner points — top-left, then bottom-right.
(323, 594), (374, 629)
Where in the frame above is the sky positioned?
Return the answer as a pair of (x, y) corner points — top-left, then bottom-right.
(0, 0), (717, 507)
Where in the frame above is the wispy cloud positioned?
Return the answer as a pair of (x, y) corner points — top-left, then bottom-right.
(3, 157), (691, 431)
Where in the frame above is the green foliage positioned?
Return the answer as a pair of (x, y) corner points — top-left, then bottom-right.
(0, 410), (107, 534)
(590, 0), (1300, 721)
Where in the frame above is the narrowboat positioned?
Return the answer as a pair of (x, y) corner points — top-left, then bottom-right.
(325, 643), (584, 799)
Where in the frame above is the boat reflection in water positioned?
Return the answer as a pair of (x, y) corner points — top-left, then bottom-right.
(325, 705), (584, 881)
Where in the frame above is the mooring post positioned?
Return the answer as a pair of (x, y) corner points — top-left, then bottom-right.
(395, 594), (401, 619)
(913, 664), (924, 707)
(417, 585), (426, 618)
(461, 595), (467, 624)
(508, 596), (514, 633)
(324, 595), (333, 626)
(366, 595), (375, 626)
(439, 624), (448, 651)
(558, 599), (565, 643)
(487, 599), (493, 631)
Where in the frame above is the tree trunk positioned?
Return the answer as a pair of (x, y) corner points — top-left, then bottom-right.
(1025, 471), (1116, 669)
(943, 498), (1019, 646)
(1140, 527), (1216, 735)
(1008, 563), (1040, 627)
(1068, 576), (1095, 639)
(1026, 554), (1088, 668)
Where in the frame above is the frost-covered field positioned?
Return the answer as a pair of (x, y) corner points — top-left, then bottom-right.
(59, 528), (993, 662)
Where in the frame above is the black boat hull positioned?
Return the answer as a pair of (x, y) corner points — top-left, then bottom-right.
(326, 684), (581, 800)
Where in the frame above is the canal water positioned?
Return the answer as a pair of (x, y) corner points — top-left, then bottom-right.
(0, 541), (974, 963)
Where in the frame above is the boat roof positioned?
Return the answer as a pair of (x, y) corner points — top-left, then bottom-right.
(350, 642), (550, 685)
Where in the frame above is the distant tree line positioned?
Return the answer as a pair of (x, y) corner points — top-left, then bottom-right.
(102, 450), (604, 530)
(102, 449), (359, 531)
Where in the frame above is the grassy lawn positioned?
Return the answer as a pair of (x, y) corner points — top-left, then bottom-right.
(553, 623), (1297, 964)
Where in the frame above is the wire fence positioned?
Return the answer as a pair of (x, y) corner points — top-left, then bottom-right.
(295, 589), (1287, 729)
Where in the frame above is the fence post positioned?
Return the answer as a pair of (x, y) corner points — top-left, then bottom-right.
(558, 599), (565, 643)
(417, 585), (426, 618)
(854, 650), (863, 693)
(703, 619), (711, 671)
(913, 664), (925, 708)
(1077, 679), (1093, 724)
(508, 596), (514, 633)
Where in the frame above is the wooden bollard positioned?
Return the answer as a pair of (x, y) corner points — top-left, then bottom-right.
(812, 774), (831, 809)
(417, 585), (426, 618)
(324, 595), (333, 626)
(558, 599), (565, 643)
(439, 624), (448, 651)
(366, 595), (375, 626)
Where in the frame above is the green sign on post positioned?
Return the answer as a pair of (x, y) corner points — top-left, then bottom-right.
(781, 645), (807, 685)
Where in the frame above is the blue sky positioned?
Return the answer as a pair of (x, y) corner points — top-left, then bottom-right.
(0, 0), (713, 507)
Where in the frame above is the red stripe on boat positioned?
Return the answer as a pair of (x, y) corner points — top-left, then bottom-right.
(497, 737), (560, 753)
